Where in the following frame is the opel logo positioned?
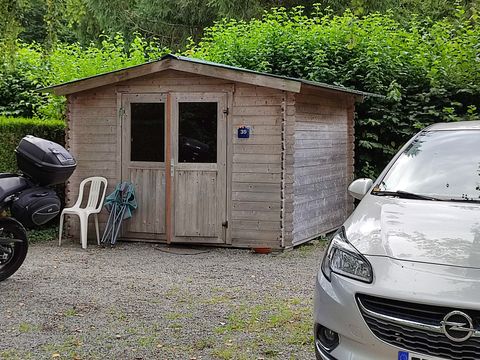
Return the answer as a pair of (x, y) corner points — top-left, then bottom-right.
(441, 311), (475, 342)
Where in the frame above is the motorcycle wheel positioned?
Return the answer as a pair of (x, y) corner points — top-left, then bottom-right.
(0, 218), (28, 282)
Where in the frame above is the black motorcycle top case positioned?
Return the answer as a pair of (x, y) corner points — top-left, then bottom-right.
(11, 187), (61, 228)
(15, 135), (76, 186)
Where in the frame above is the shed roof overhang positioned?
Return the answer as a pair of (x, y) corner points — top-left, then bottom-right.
(40, 54), (382, 100)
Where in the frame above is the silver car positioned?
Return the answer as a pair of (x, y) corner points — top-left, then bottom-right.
(314, 121), (480, 360)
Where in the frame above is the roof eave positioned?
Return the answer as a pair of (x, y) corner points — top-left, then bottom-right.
(40, 56), (302, 96)
(299, 82), (382, 101)
(38, 54), (383, 99)
(40, 59), (173, 96)
(168, 60), (301, 93)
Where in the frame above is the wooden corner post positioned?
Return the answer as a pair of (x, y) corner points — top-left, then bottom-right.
(165, 93), (173, 244)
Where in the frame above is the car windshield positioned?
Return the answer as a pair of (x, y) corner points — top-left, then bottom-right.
(376, 129), (480, 201)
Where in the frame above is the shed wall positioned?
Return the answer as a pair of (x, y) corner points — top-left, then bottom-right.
(290, 89), (355, 245)
(231, 84), (284, 248)
(66, 70), (284, 248)
(65, 87), (119, 237)
(281, 92), (296, 247)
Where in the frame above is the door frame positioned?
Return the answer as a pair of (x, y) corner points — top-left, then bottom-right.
(121, 93), (167, 239)
(120, 91), (230, 244)
(121, 93), (167, 176)
(167, 92), (228, 244)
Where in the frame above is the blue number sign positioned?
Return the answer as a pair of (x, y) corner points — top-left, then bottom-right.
(238, 126), (250, 139)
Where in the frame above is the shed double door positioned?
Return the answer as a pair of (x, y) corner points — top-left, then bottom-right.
(121, 93), (227, 244)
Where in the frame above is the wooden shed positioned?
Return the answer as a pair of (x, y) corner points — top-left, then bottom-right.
(44, 54), (372, 249)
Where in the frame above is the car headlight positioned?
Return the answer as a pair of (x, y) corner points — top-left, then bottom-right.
(321, 227), (373, 283)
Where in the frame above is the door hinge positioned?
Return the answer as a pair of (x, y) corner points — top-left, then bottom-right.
(223, 108), (229, 115)
(119, 107), (126, 119)
(222, 221), (229, 228)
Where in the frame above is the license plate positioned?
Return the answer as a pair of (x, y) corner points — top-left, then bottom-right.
(398, 351), (446, 360)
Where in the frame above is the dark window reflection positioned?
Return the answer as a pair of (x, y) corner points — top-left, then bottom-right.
(179, 102), (217, 163)
(131, 103), (165, 162)
(379, 130), (480, 200)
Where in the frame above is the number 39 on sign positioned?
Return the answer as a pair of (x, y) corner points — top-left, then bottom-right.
(237, 126), (250, 139)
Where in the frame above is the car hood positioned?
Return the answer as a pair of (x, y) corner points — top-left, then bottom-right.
(345, 196), (480, 269)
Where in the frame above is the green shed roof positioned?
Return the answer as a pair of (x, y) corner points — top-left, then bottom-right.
(40, 54), (383, 99)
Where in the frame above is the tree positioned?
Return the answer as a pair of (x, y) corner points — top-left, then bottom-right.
(4, 0), (480, 49)
(73, 0), (324, 47)
(0, 0), (24, 64)
(316, 0), (480, 19)
(1, 0), (79, 48)
(186, 6), (480, 177)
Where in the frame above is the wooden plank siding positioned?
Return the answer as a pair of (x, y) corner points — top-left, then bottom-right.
(64, 67), (357, 250)
(281, 92), (296, 247)
(230, 83), (283, 249)
(291, 89), (355, 246)
(65, 71), (285, 248)
(66, 70), (233, 243)
(65, 86), (119, 240)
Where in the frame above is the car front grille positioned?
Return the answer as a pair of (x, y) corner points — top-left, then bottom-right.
(357, 294), (480, 360)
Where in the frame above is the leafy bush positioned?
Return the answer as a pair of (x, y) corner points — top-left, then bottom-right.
(0, 116), (65, 173)
(1, 34), (169, 119)
(3, 9), (480, 178)
(27, 226), (58, 243)
(186, 7), (480, 177)
(0, 68), (44, 117)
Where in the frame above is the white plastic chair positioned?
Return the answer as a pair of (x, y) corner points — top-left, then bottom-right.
(59, 176), (108, 249)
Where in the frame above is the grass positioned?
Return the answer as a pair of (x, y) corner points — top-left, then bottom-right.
(203, 294), (234, 305)
(137, 334), (157, 348)
(193, 337), (215, 350)
(18, 322), (40, 333)
(165, 311), (193, 320)
(1, 239), (319, 359)
(41, 336), (83, 359)
(108, 307), (127, 321)
(212, 344), (250, 360)
(1, 294), (313, 359)
(0, 349), (31, 360)
(27, 225), (58, 243)
(63, 307), (78, 317)
(213, 297), (313, 358)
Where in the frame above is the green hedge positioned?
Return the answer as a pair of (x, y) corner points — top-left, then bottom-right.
(0, 116), (66, 173)
(186, 7), (480, 178)
(1, 36), (169, 120)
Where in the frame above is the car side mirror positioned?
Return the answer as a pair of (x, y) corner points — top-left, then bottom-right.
(348, 178), (373, 200)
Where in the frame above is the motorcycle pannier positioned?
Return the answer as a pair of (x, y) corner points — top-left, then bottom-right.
(11, 187), (61, 228)
(15, 135), (76, 186)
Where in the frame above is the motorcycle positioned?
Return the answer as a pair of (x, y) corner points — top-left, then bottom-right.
(0, 135), (76, 281)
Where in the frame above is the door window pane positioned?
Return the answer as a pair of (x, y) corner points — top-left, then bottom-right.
(178, 102), (217, 163)
(131, 103), (165, 162)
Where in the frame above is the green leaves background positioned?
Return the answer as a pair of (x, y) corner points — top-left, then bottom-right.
(1, 5), (479, 178)
(187, 7), (480, 177)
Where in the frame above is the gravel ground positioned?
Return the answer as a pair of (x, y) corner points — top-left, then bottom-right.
(0, 239), (325, 360)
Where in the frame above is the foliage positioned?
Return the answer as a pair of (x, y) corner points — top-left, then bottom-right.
(1, 0), (319, 49)
(79, 0), (322, 47)
(318, 0), (480, 20)
(5, 0), (477, 50)
(0, 66), (45, 117)
(2, 4), (480, 177)
(0, 35), (169, 119)
(28, 225), (58, 243)
(0, 0), (24, 60)
(186, 6), (480, 177)
(1, 0), (81, 47)
(0, 116), (65, 173)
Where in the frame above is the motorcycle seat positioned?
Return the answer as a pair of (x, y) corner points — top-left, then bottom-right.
(0, 175), (29, 203)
